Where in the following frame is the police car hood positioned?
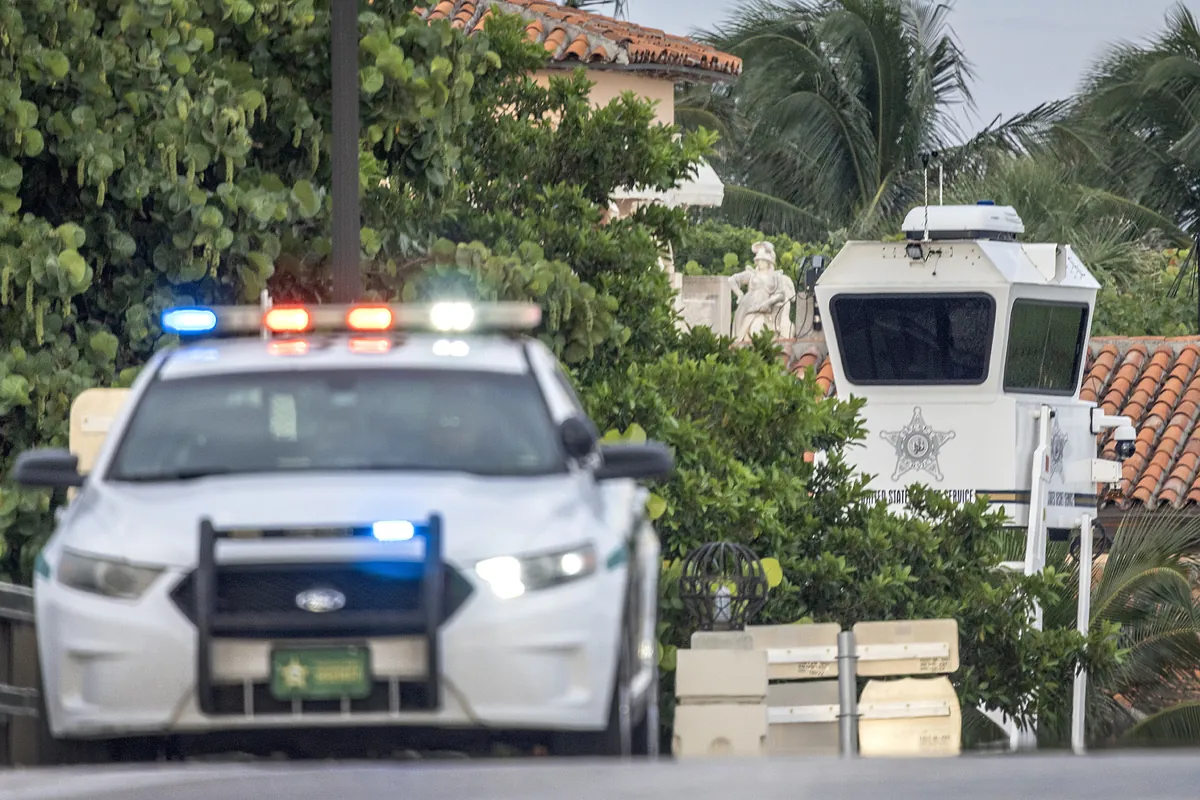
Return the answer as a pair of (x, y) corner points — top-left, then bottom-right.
(68, 472), (623, 568)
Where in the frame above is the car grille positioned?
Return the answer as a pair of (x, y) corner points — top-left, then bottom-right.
(170, 561), (473, 636)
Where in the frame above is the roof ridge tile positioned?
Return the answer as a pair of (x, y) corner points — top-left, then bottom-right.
(420, 0), (740, 78)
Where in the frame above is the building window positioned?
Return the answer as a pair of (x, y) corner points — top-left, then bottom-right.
(1003, 300), (1089, 394)
(829, 293), (995, 384)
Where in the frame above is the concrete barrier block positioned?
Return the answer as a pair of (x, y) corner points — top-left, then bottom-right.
(672, 703), (767, 759)
(675, 649), (767, 701)
(746, 623), (840, 680)
(857, 675), (962, 757)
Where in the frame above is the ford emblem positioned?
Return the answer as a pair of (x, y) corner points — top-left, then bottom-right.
(295, 588), (346, 613)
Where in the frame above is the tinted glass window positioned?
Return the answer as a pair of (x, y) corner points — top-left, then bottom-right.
(1003, 301), (1088, 394)
(108, 369), (564, 481)
(830, 294), (995, 384)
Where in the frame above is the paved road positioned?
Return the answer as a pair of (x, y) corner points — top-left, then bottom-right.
(3, 754), (1200, 800)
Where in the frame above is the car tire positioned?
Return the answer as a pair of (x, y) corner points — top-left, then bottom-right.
(548, 632), (634, 758)
(637, 660), (660, 758)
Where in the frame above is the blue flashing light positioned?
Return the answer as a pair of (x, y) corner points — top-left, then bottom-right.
(372, 520), (416, 542)
(162, 307), (218, 335)
(976, 199), (996, 206)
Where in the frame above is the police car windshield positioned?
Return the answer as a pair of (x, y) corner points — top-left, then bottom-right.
(106, 369), (565, 481)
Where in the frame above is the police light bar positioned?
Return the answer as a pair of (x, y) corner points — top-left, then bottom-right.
(160, 301), (542, 337)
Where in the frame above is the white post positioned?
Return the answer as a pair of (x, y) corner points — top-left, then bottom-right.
(1013, 405), (1053, 751)
(1024, 406), (1053, 625)
(1071, 512), (1095, 755)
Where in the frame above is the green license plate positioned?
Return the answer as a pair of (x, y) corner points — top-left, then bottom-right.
(270, 646), (371, 701)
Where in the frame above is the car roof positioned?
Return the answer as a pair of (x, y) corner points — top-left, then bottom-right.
(157, 332), (532, 380)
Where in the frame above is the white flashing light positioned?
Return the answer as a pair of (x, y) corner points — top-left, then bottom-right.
(372, 520), (416, 542)
(430, 302), (476, 332)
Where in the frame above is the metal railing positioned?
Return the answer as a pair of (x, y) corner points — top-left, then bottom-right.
(0, 581), (39, 765)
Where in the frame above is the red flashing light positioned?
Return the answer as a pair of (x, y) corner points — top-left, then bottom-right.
(268, 340), (309, 357)
(346, 306), (393, 331)
(349, 337), (391, 354)
(264, 307), (312, 333)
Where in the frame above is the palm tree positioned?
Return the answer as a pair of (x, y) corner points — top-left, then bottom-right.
(944, 152), (1187, 287)
(967, 513), (1200, 748)
(680, 0), (1058, 239)
(1068, 2), (1200, 233)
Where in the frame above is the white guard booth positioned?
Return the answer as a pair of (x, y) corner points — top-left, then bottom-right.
(813, 201), (1133, 753)
(814, 202), (1126, 535)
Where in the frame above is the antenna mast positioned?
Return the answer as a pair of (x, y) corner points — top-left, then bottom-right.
(920, 152), (930, 240)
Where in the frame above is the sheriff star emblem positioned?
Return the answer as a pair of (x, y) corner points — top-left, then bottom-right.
(1049, 415), (1068, 483)
(880, 407), (956, 482)
(279, 657), (310, 690)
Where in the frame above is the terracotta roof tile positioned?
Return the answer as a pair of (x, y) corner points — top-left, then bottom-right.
(543, 26), (568, 54)
(791, 336), (1200, 511)
(452, 1), (477, 29)
(428, 0), (456, 21)
(562, 33), (590, 60)
(418, 0), (741, 79)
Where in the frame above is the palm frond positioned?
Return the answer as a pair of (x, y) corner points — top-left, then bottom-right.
(1122, 700), (1200, 745)
(674, 107), (731, 139)
(715, 185), (831, 239)
(688, 0), (985, 231)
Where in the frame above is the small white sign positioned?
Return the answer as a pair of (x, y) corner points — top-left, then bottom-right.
(80, 414), (114, 434)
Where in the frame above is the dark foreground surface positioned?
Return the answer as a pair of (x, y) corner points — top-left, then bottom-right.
(4, 754), (1200, 800)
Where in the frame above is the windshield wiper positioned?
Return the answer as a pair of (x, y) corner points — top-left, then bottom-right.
(112, 467), (240, 483)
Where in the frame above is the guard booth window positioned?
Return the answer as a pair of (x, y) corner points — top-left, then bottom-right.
(829, 293), (995, 384)
(1003, 300), (1089, 394)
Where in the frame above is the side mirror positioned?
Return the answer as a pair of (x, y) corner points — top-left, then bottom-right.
(560, 416), (599, 460)
(12, 449), (85, 489)
(595, 441), (674, 482)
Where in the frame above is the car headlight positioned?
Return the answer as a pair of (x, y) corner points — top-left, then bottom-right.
(56, 550), (163, 600)
(474, 544), (597, 599)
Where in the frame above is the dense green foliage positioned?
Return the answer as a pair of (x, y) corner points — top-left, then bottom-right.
(0, 0), (545, 579)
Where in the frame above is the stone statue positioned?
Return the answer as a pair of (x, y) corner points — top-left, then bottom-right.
(728, 241), (796, 341)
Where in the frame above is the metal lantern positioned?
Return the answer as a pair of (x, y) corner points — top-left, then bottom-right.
(679, 542), (769, 632)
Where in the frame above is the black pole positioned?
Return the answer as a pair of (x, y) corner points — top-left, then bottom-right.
(331, 0), (361, 303)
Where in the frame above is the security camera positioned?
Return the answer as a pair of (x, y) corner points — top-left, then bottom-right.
(1114, 425), (1136, 461)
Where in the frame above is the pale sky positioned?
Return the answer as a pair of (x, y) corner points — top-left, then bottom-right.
(627, 0), (1197, 133)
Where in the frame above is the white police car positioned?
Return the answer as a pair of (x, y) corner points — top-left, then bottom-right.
(14, 299), (671, 761)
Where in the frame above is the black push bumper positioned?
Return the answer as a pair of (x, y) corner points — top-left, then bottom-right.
(189, 515), (448, 716)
